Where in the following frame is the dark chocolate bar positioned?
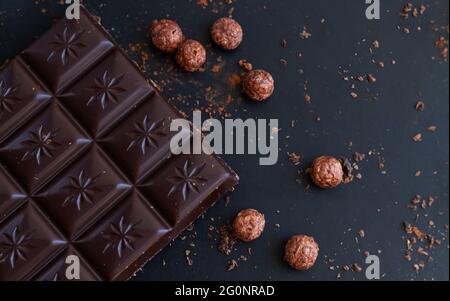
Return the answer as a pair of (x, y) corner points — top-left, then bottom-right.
(0, 7), (238, 281)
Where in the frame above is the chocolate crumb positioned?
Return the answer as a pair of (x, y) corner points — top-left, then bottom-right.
(304, 94), (312, 103)
(226, 259), (238, 271)
(358, 229), (365, 238)
(415, 101), (425, 111)
(197, 0), (209, 8)
(412, 133), (423, 142)
(435, 36), (449, 61)
(367, 74), (377, 83)
(238, 59), (253, 71)
(300, 27), (312, 40)
(419, 4), (426, 15)
(412, 226), (426, 240)
(211, 64), (223, 73)
(352, 263), (362, 273)
(411, 194), (421, 206)
(372, 40), (380, 49)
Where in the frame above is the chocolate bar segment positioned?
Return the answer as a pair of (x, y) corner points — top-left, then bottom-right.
(59, 49), (154, 137)
(0, 58), (52, 143)
(0, 103), (91, 194)
(34, 147), (131, 239)
(139, 154), (237, 226)
(0, 168), (27, 221)
(0, 202), (66, 281)
(21, 9), (114, 93)
(33, 246), (102, 281)
(0, 6), (238, 281)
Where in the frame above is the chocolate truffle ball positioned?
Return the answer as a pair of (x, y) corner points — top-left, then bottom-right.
(310, 156), (344, 189)
(284, 235), (319, 271)
(175, 40), (207, 72)
(243, 69), (275, 101)
(233, 209), (265, 242)
(151, 19), (184, 53)
(211, 17), (243, 50)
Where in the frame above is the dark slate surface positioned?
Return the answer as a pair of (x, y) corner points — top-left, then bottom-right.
(0, 0), (448, 281)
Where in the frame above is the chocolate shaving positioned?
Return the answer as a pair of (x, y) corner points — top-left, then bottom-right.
(340, 158), (354, 184)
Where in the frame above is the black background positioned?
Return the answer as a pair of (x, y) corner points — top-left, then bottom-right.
(0, 0), (448, 281)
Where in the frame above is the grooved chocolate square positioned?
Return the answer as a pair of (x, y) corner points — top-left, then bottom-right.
(34, 147), (131, 239)
(0, 58), (52, 143)
(138, 154), (236, 225)
(21, 9), (114, 93)
(99, 94), (191, 183)
(59, 50), (154, 137)
(75, 192), (170, 281)
(0, 104), (91, 193)
(0, 6), (238, 281)
(0, 168), (27, 221)
(0, 202), (66, 280)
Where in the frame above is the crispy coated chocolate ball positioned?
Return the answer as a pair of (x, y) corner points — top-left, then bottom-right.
(284, 235), (319, 271)
(243, 69), (275, 101)
(310, 156), (343, 189)
(175, 39), (207, 72)
(211, 17), (243, 50)
(233, 209), (265, 242)
(151, 19), (184, 53)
